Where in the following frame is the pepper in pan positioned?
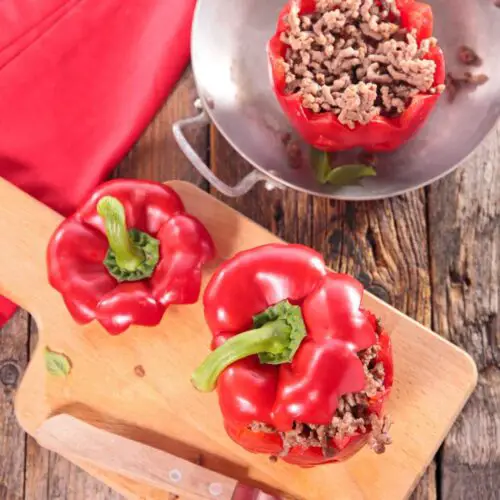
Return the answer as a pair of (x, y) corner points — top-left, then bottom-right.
(268, 0), (446, 152)
(191, 244), (393, 467)
(47, 180), (215, 335)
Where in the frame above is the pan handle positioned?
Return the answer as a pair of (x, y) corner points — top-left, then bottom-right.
(173, 106), (282, 197)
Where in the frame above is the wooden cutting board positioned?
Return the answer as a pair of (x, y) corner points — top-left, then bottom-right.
(0, 178), (477, 500)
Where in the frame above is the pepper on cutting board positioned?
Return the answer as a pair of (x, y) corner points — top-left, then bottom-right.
(192, 244), (393, 466)
(267, 0), (445, 152)
(47, 180), (215, 335)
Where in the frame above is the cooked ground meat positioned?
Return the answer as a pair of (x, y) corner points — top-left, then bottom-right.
(248, 320), (392, 459)
(368, 413), (392, 454)
(249, 422), (276, 433)
(280, 0), (444, 128)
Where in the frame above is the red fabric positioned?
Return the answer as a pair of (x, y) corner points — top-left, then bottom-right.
(0, 0), (196, 326)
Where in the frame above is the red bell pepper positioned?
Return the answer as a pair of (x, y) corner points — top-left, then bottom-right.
(47, 180), (215, 335)
(192, 244), (393, 466)
(267, 0), (445, 152)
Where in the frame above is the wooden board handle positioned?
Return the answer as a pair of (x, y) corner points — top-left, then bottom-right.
(35, 415), (239, 500)
(0, 178), (62, 315)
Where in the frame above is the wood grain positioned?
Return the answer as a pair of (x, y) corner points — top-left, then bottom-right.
(115, 69), (207, 186)
(315, 193), (436, 500)
(0, 310), (28, 500)
(18, 67), (204, 500)
(208, 127), (311, 243)
(24, 319), (51, 500)
(0, 177), (476, 500)
(210, 127), (437, 500)
(0, 63), (496, 500)
(0, 67), (204, 500)
(429, 124), (500, 500)
(24, 319), (124, 500)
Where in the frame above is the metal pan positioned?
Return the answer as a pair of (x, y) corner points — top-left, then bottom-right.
(174, 0), (500, 200)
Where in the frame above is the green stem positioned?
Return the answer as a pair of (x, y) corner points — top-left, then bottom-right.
(192, 320), (291, 392)
(310, 147), (331, 184)
(97, 196), (145, 272)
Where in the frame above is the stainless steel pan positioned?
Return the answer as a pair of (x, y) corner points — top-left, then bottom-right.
(174, 0), (500, 200)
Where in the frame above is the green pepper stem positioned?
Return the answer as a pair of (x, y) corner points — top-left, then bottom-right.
(191, 320), (291, 392)
(97, 196), (145, 272)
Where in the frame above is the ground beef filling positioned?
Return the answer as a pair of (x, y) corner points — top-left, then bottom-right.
(280, 0), (445, 128)
(248, 325), (391, 458)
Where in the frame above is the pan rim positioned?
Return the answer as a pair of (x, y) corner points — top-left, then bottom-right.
(190, 0), (500, 201)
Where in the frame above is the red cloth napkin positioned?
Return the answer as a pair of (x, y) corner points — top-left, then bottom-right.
(0, 0), (196, 326)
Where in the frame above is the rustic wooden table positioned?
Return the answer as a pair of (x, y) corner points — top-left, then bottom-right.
(0, 69), (498, 500)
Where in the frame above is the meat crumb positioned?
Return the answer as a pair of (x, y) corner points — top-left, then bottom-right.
(249, 422), (276, 433)
(368, 414), (392, 453)
(458, 45), (482, 66)
(249, 318), (392, 458)
(281, 0), (443, 127)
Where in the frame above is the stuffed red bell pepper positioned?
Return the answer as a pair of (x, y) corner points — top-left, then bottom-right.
(192, 244), (393, 466)
(47, 179), (215, 335)
(268, 0), (446, 152)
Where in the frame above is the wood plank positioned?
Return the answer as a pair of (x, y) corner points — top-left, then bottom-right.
(47, 453), (123, 500)
(25, 319), (123, 500)
(0, 310), (29, 500)
(428, 124), (500, 500)
(312, 192), (436, 500)
(210, 130), (436, 499)
(24, 319), (50, 500)
(8, 177), (476, 500)
(115, 68), (208, 186)
(409, 462), (437, 500)
(22, 65), (205, 500)
(208, 127), (311, 242)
